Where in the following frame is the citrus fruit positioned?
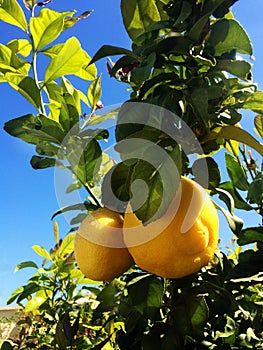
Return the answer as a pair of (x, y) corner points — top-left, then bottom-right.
(74, 208), (134, 282)
(123, 177), (219, 279)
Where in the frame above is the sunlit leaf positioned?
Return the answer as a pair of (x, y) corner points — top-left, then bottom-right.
(15, 261), (38, 272)
(0, 0), (27, 31)
(32, 245), (52, 260)
(7, 38), (32, 57)
(57, 233), (75, 258)
(121, 0), (161, 40)
(254, 114), (263, 138)
(88, 75), (102, 111)
(24, 296), (46, 313)
(53, 220), (59, 244)
(242, 91), (263, 114)
(6, 286), (24, 305)
(44, 37), (96, 84)
(30, 8), (74, 50)
(0, 43), (30, 75)
(208, 19), (253, 56)
(16, 283), (42, 303)
(63, 9), (93, 30)
(4, 73), (41, 109)
(202, 125), (263, 156)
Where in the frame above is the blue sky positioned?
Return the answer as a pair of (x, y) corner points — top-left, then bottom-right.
(0, 0), (262, 305)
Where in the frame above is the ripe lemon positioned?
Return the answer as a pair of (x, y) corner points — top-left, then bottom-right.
(123, 177), (219, 279)
(74, 208), (134, 282)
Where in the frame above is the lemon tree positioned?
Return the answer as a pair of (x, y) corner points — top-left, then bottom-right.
(1, 0), (263, 349)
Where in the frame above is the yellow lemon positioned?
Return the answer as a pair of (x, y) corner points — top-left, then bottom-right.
(74, 208), (134, 282)
(123, 177), (219, 279)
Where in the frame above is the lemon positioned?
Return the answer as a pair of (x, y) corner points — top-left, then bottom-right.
(123, 177), (219, 279)
(74, 208), (134, 282)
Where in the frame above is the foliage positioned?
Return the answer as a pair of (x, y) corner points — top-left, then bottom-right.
(1, 0), (263, 349)
(3, 222), (118, 349)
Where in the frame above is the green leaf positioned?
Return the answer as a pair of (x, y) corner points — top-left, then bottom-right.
(0, 341), (14, 350)
(65, 181), (83, 193)
(70, 213), (87, 226)
(24, 295), (46, 313)
(213, 200), (243, 234)
(36, 141), (60, 157)
(247, 173), (263, 206)
(6, 286), (24, 305)
(56, 321), (68, 350)
(131, 147), (181, 224)
(243, 91), (263, 114)
(4, 114), (39, 144)
(189, 88), (208, 127)
(121, 0), (161, 40)
(63, 10), (93, 30)
(57, 233), (75, 258)
(44, 37), (96, 84)
(88, 75), (102, 111)
(227, 250), (263, 280)
(127, 275), (164, 320)
(30, 8), (74, 50)
(61, 76), (89, 112)
(7, 38), (32, 57)
(89, 44), (139, 65)
(191, 157), (221, 190)
(15, 261), (38, 272)
(16, 283), (41, 303)
(90, 335), (112, 350)
(51, 201), (97, 220)
(95, 284), (118, 313)
(23, 0), (37, 10)
(216, 60), (252, 80)
(225, 153), (249, 191)
(216, 187), (235, 215)
(188, 14), (209, 43)
(171, 293), (209, 335)
(219, 181), (253, 211)
(30, 155), (56, 169)
(202, 125), (263, 156)
(66, 135), (102, 185)
(0, 0), (27, 31)
(254, 114), (263, 138)
(4, 73), (41, 109)
(237, 227), (263, 246)
(0, 43), (30, 75)
(32, 245), (51, 260)
(208, 19), (253, 56)
(87, 108), (119, 126)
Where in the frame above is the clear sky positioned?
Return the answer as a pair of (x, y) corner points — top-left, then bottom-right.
(0, 0), (262, 305)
